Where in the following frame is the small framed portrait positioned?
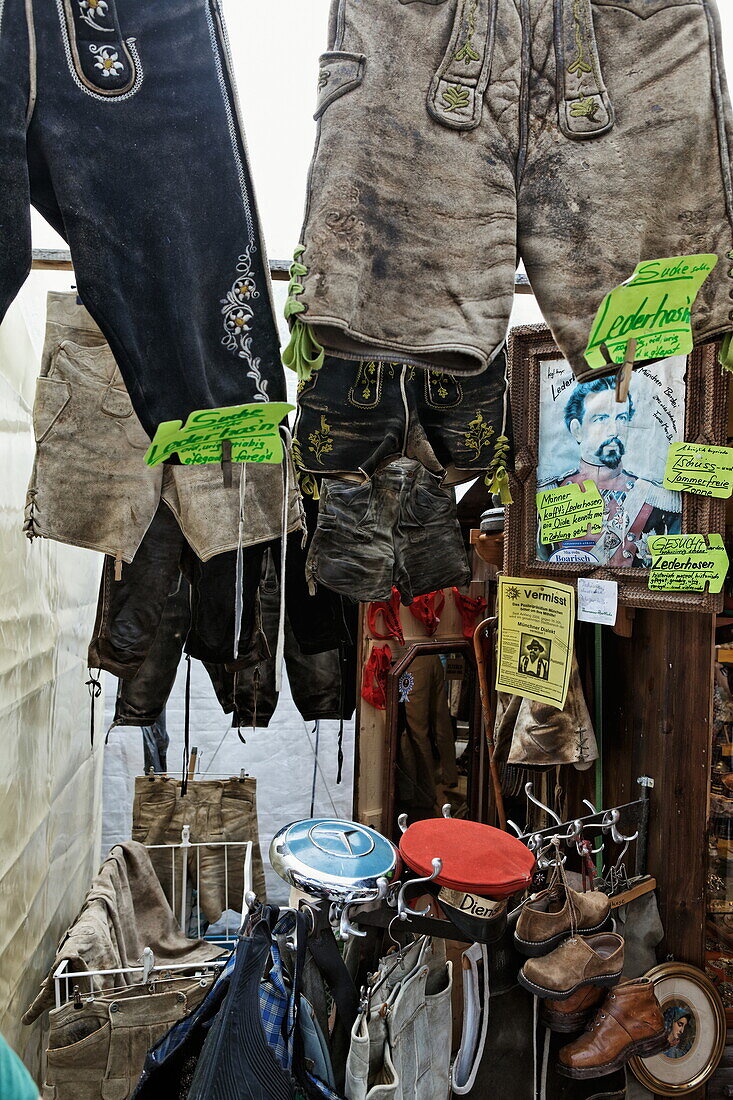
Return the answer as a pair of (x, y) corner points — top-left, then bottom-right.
(629, 963), (726, 1095)
(518, 635), (551, 680)
(505, 326), (728, 612)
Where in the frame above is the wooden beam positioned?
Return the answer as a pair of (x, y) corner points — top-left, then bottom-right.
(29, 249), (535, 294)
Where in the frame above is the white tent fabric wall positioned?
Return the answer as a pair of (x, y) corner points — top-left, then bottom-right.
(102, 664), (355, 905)
(0, 285), (104, 1073)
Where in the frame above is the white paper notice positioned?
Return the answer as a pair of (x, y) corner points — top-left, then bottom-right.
(576, 578), (618, 627)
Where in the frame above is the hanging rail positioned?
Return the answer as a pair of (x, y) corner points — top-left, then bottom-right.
(30, 249), (535, 293)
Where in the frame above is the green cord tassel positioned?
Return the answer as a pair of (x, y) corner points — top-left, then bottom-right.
(283, 319), (325, 383)
(282, 245), (325, 382)
(720, 333), (733, 374)
(486, 465), (513, 504)
(484, 434), (513, 504)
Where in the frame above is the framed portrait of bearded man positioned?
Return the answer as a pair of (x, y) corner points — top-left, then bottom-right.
(504, 325), (727, 613)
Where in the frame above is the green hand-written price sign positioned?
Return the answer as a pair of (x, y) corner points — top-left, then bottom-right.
(584, 254), (717, 372)
(536, 481), (604, 543)
(647, 533), (729, 593)
(663, 443), (733, 499)
(144, 402), (295, 467)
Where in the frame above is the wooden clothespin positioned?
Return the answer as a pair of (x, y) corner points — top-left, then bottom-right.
(221, 439), (233, 489)
(187, 747), (198, 782)
(615, 338), (636, 404)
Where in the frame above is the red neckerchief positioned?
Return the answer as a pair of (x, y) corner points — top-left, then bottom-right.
(367, 588), (404, 645)
(408, 590), (445, 636)
(452, 589), (488, 639)
(361, 644), (393, 710)
(579, 839), (598, 893)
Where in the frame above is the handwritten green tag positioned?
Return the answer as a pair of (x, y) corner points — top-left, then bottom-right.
(647, 533), (729, 593)
(663, 443), (733, 499)
(584, 254), (717, 372)
(144, 402), (294, 467)
(536, 481), (604, 543)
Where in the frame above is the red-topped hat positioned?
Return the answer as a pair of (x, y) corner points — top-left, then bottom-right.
(399, 817), (535, 899)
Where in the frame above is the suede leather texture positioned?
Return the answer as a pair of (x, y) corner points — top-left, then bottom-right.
(131, 776), (266, 923)
(307, 459), (472, 602)
(521, 933), (624, 995)
(295, 351), (511, 483)
(0, 0), (284, 436)
(299, 0), (733, 380)
(26, 293), (301, 563)
(23, 841), (222, 1024)
(516, 884), (610, 947)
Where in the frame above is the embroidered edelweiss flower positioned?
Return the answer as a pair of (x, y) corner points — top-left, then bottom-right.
(93, 47), (124, 77)
(224, 308), (252, 337)
(80, 0), (109, 15)
(233, 278), (255, 300)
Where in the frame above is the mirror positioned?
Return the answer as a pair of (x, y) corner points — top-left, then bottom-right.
(383, 640), (486, 839)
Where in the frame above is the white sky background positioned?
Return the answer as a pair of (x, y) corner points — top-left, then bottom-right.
(32, 2), (733, 262)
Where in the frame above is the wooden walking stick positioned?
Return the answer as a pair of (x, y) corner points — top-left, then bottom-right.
(473, 616), (507, 831)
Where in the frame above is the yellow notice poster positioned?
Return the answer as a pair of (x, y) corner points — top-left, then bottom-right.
(496, 576), (575, 709)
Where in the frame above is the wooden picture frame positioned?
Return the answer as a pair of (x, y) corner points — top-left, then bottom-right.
(505, 325), (728, 613)
(629, 962), (726, 1095)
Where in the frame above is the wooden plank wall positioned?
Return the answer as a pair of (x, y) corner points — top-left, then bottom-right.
(603, 609), (714, 968)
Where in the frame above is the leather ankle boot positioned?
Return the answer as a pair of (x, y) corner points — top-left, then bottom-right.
(557, 977), (667, 1079)
(541, 984), (605, 1032)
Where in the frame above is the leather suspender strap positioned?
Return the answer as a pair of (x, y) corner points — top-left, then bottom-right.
(555, 0), (614, 138)
(428, 0), (497, 131)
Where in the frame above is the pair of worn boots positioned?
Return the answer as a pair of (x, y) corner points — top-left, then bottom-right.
(514, 883), (667, 1079)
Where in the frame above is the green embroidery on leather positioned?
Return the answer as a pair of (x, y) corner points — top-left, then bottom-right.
(358, 361), (378, 401)
(570, 95), (599, 120)
(432, 372), (449, 399)
(292, 436), (319, 499)
(308, 415), (333, 465)
(442, 84), (470, 112)
(348, 361), (384, 409)
(463, 410), (495, 461)
(454, 0), (480, 65)
(566, 1), (592, 77)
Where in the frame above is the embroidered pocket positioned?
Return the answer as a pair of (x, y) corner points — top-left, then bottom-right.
(590, 0), (699, 15)
(100, 382), (134, 419)
(32, 378), (72, 444)
(58, 0), (142, 100)
(348, 362), (384, 410)
(424, 370), (462, 409)
(314, 51), (366, 120)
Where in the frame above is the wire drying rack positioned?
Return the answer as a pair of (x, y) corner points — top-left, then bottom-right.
(52, 832), (253, 1010)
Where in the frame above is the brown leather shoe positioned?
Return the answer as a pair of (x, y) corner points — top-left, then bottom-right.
(557, 977), (667, 1079)
(518, 932), (624, 999)
(541, 984), (605, 1032)
(515, 884), (610, 956)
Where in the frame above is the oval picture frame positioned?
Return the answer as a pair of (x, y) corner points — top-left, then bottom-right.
(629, 962), (726, 1095)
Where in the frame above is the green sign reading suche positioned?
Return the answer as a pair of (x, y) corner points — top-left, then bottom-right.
(663, 443), (733, 499)
(536, 481), (604, 543)
(647, 533), (729, 593)
(144, 402), (294, 467)
(584, 254), (717, 372)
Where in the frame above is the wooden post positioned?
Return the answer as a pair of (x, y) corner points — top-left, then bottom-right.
(603, 609), (714, 966)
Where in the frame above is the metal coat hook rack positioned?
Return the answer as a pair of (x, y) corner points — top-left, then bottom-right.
(508, 778), (652, 884)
